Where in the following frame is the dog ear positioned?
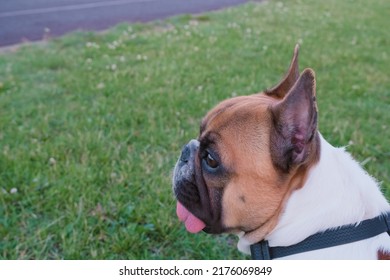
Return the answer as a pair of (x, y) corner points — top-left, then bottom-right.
(270, 68), (318, 172)
(265, 44), (300, 99)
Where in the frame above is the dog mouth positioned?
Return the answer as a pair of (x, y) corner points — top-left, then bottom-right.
(173, 173), (208, 234)
(175, 200), (226, 234)
(176, 201), (206, 233)
(175, 193), (227, 234)
(175, 182), (225, 234)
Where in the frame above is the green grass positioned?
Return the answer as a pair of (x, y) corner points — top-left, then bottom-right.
(0, 0), (389, 259)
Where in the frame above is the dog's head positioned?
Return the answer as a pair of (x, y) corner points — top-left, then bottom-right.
(172, 45), (321, 243)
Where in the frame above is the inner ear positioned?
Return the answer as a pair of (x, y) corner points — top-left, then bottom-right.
(265, 44), (300, 99)
(270, 68), (318, 172)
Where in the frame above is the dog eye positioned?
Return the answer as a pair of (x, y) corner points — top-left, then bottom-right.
(205, 153), (219, 169)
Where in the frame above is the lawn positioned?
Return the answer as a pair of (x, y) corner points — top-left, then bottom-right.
(0, 0), (389, 259)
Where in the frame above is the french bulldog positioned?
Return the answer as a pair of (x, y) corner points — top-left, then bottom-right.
(172, 45), (390, 259)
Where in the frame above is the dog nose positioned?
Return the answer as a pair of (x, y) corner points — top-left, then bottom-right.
(180, 139), (199, 163)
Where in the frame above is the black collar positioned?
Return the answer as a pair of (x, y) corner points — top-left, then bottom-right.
(251, 212), (390, 260)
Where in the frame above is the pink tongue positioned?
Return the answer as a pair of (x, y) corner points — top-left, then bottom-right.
(176, 202), (206, 233)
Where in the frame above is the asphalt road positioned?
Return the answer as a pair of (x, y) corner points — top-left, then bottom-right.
(0, 0), (249, 47)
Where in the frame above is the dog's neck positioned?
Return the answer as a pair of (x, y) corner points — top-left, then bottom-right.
(238, 133), (390, 256)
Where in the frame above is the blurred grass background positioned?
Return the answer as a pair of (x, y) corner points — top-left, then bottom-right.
(0, 0), (389, 259)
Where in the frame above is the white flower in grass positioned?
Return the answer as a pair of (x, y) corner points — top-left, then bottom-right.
(228, 22), (239, 29)
(189, 20), (199, 27)
(49, 157), (56, 166)
(137, 54), (148, 61)
(86, 42), (100, 49)
(108, 40), (122, 50)
(10, 188), (18, 194)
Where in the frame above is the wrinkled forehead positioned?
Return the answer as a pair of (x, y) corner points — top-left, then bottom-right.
(199, 94), (276, 138)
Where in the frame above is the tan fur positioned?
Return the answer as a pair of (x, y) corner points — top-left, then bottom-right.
(199, 90), (318, 241)
(202, 95), (280, 233)
(265, 44), (300, 99)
